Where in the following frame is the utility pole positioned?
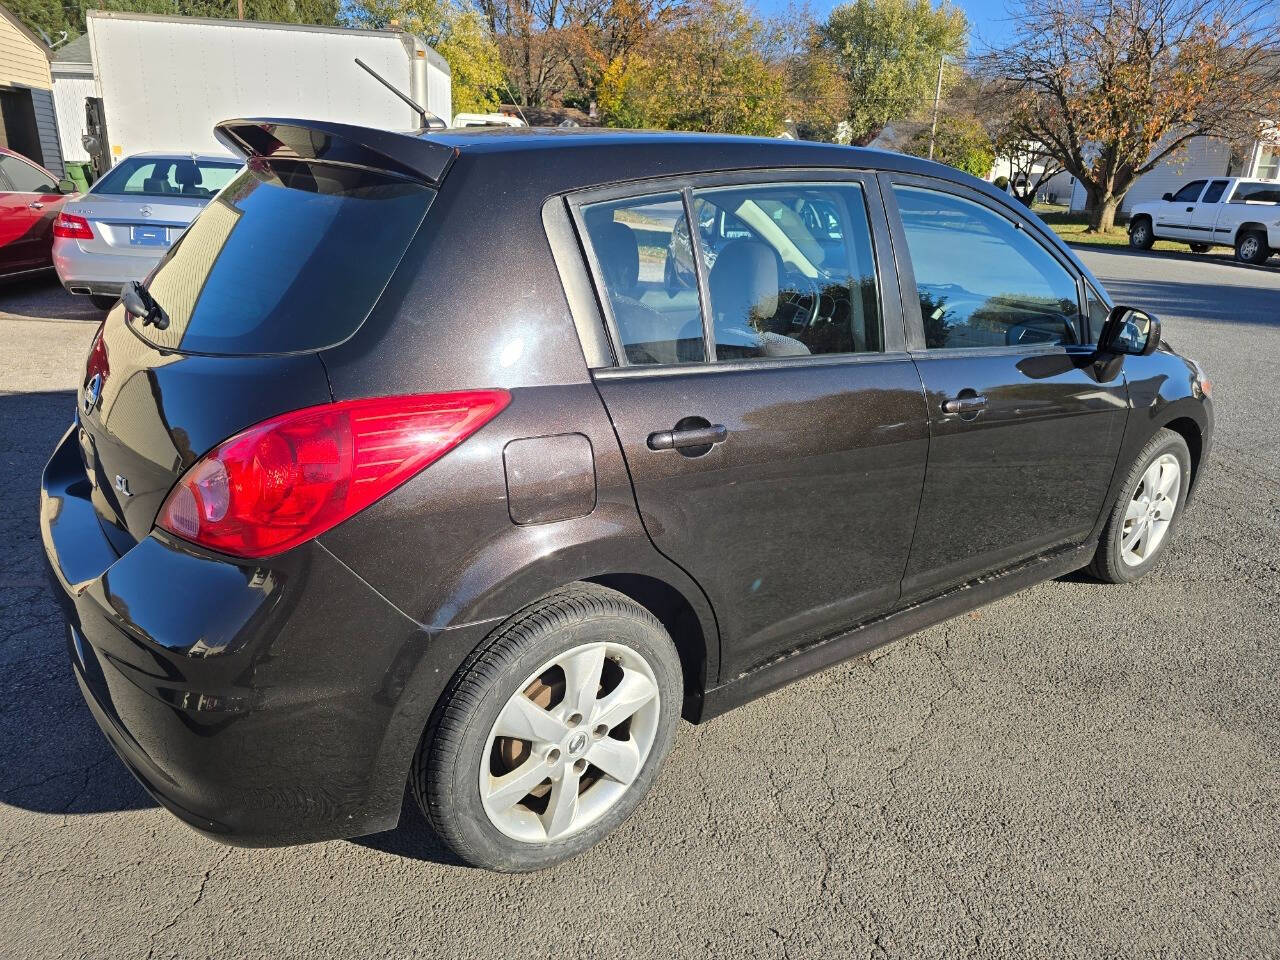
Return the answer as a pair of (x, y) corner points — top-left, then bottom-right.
(928, 54), (944, 161)
(237, 0), (244, 19)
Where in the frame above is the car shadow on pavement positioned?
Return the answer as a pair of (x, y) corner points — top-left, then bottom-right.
(350, 794), (468, 868)
(0, 390), (155, 818)
(0, 274), (103, 323)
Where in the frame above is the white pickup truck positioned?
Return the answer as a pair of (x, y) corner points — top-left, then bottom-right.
(1127, 177), (1280, 264)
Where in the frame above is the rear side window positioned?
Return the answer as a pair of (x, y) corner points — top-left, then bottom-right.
(1201, 180), (1229, 203)
(581, 194), (706, 365)
(92, 156), (242, 199)
(892, 185), (1081, 349)
(691, 183), (882, 359)
(1230, 182), (1280, 204)
(135, 160), (433, 355)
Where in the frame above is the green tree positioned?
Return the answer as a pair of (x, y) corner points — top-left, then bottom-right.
(10, 0), (339, 42)
(345, 0), (506, 115)
(812, 0), (966, 145)
(905, 113), (993, 176)
(598, 0), (786, 136)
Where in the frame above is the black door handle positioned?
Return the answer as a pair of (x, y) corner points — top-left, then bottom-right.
(942, 394), (987, 415)
(1185, 206), (1195, 212)
(647, 423), (728, 451)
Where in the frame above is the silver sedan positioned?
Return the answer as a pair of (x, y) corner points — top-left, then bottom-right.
(53, 153), (241, 309)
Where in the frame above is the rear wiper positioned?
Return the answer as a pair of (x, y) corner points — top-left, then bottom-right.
(121, 281), (170, 331)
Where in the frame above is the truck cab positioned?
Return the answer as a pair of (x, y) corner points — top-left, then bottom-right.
(1128, 176), (1280, 264)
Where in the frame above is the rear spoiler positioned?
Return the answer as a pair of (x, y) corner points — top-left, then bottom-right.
(213, 118), (456, 186)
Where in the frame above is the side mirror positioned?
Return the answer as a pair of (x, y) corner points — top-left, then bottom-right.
(57, 178), (77, 195)
(1099, 305), (1160, 357)
(1162, 192), (1174, 202)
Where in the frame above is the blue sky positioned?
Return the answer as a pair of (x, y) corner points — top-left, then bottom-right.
(754, 0), (1019, 49)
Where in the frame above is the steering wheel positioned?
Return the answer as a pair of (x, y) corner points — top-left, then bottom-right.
(776, 272), (822, 330)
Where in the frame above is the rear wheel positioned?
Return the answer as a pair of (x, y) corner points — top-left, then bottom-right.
(1128, 218), (1154, 250)
(1235, 230), (1270, 265)
(1088, 429), (1191, 584)
(89, 294), (117, 310)
(412, 583), (682, 872)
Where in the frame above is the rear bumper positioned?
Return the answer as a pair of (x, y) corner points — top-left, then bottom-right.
(40, 423), (489, 846)
(52, 240), (162, 295)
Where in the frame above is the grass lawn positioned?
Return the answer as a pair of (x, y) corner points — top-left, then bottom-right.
(1029, 203), (1230, 253)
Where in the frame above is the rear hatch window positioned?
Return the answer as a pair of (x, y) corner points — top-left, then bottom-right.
(132, 158), (434, 355)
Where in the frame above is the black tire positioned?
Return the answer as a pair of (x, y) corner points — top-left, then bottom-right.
(89, 294), (118, 310)
(1189, 243), (1209, 254)
(1235, 230), (1270, 265)
(1088, 428), (1192, 584)
(1128, 217), (1154, 250)
(412, 583), (683, 872)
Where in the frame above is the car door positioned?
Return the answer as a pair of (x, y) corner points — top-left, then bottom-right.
(572, 173), (930, 678)
(881, 175), (1129, 600)
(0, 153), (63, 273)
(1156, 179), (1208, 239)
(1188, 179), (1230, 242)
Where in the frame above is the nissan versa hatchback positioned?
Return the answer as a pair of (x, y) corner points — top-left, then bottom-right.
(42, 121), (1214, 872)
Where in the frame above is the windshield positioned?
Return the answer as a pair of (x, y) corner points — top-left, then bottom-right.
(92, 156), (243, 200)
(130, 159), (434, 355)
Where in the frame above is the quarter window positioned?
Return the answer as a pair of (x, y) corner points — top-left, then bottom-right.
(1171, 180), (1207, 203)
(892, 185), (1082, 349)
(690, 183), (883, 359)
(581, 194), (706, 365)
(1084, 284), (1110, 344)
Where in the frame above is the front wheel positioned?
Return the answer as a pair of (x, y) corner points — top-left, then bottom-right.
(412, 583), (683, 872)
(1235, 230), (1270, 265)
(1088, 429), (1192, 584)
(1128, 218), (1154, 250)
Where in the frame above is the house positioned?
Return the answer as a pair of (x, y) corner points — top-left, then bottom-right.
(0, 2), (63, 174)
(50, 31), (91, 165)
(1068, 132), (1279, 214)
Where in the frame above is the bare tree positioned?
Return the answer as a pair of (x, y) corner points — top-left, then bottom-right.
(987, 0), (1280, 231)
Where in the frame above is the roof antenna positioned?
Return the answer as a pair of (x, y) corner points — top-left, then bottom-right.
(355, 58), (446, 132)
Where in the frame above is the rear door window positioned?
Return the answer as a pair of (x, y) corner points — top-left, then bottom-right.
(690, 183), (882, 359)
(133, 160), (434, 356)
(580, 194), (706, 365)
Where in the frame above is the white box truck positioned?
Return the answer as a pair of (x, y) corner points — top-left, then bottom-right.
(80, 11), (450, 168)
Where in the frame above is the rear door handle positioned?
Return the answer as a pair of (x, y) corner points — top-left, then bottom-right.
(647, 423), (728, 451)
(942, 394), (987, 415)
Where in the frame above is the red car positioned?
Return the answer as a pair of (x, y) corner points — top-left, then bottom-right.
(0, 148), (74, 281)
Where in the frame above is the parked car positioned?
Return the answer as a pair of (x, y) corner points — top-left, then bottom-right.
(42, 121), (1214, 872)
(1128, 176), (1280, 264)
(0, 148), (75, 281)
(52, 152), (242, 309)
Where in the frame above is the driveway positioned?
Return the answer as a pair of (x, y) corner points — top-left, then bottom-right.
(1, 255), (1277, 959)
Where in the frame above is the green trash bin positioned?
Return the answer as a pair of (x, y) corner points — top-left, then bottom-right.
(64, 161), (94, 192)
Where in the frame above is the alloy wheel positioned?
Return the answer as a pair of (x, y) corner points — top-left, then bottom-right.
(1120, 453), (1181, 567)
(479, 641), (661, 843)
(1240, 236), (1260, 261)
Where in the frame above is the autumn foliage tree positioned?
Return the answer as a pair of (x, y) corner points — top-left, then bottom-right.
(988, 0), (1280, 231)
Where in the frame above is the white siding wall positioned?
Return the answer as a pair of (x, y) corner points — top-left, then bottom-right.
(51, 73), (93, 162)
(1069, 136), (1233, 213)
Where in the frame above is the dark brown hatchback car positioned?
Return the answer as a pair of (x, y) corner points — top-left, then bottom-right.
(42, 121), (1213, 871)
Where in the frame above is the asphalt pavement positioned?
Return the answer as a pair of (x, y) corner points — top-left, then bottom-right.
(1, 248), (1277, 959)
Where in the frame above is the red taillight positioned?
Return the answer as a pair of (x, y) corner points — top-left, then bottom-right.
(156, 390), (510, 558)
(53, 213), (94, 240)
